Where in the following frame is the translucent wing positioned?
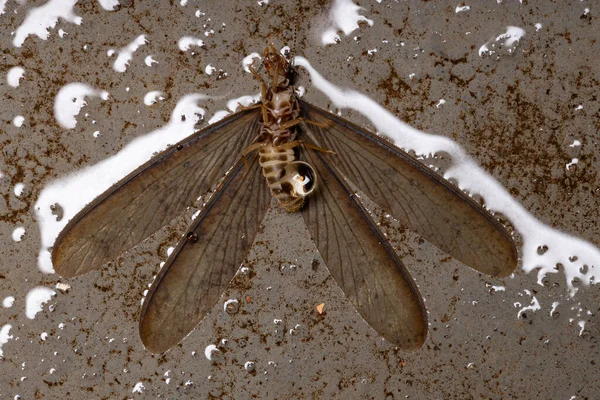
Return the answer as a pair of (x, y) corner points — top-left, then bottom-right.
(139, 152), (271, 353)
(300, 100), (517, 278)
(299, 147), (427, 350)
(52, 109), (262, 277)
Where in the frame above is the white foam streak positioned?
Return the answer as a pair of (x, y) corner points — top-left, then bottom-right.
(7, 67), (25, 87)
(178, 36), (205, 51)
(144, 55), (158, 66)
(0, 324), (13, 357)
(321, 0), (373, 45)
(54, 83), (109, 129)
(479, 26), (526, 57)
(12, 227), (25, 242)
(204, 344), (219, 360)
(294, 56), (600, 294)
(132, 382), (145, 393)
(205, 64), (216, 75)
(206, 93), (259, 125)
(110, 35), (147, 72)
(2, 296), (15, 308)
(13, 0), (82, 48)
(97, 0), (119, 10)
(242, 53), (261, 72)
(207, 110), (230, 124)
(226, 93), (260, 112)
(35, 95), (208, 273)
(14, 183), (25, 197)
(517, 294), (541, 318)
(25, 287), (56, 319)
(143, 90), (166, 106)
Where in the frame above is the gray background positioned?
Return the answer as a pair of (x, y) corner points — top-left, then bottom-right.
(1, 0), (598, 398)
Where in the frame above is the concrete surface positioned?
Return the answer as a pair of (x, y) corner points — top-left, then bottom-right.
(0, 0), (598, 398)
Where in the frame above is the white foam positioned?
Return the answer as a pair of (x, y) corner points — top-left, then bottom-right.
(226, 93), (260, 112)
(132, 382), (145, 393)
(242, 52), (261, 73)
(0, 324), (13, 357)
(97, 0), (119, 10)
(205, 93), (260, 125)
(204, 344), (219, 360)
(12, 116), (24, 127)
(25, 287), (56, 319)
(479, 26), (526, 57)
(143, 91), (166, 106)
(565, 158), (578, 171)
(517, 293), (541, 318)
(549, 301), (559, 316)
(569, 140), (581, 148)
(35, 95), (208, 274)
(534, 23), (543, 32)
(54, 83), (109, 129)
(109, 35), (146, 73)
(207, 110), (230, 124)
(321, 0), (373, 45)
(14, 183), (25, 197)
(0, 0), (7, 15)
(13, 0), (82, 48)
(2, 296), (15, 308)
(178, 36), (205, 51)
(144, 55), (158, 66)
(577, 320), (585, 336)
(455, 5), (470, 13)
(12, 227), (25, 242)
(280, 46), (291, 56)
(223, 299), (238, 312)
(205, 64), (216, 75)
(7, 67), (25, 88)
(294, 56), (600, 296)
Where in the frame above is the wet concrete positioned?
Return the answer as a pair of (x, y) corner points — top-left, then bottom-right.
(0, 0), (598, 398)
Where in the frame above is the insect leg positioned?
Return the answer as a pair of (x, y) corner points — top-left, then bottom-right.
(248, 65), (266, 85)
(277, 140), (335, 155)
(271, 63), (280, 87)
(280, 117), (330, 130)
(235, 102), (262, 112)
(242, 141), (267, 156)
(240, 142), (267, 176)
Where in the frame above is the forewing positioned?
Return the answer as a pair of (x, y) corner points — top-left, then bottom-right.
(300, 100), (517, 278)
(52, 109), (262, 277)
(139, 152), (271, 353)
(299, 147), (427, 350)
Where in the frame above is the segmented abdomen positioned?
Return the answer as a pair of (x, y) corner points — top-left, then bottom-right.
(259, 145), (303, 212)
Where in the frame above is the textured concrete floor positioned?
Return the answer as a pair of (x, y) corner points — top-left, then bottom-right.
(0, 0), (599, 398)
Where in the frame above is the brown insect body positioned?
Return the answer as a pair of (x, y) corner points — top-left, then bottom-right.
(253, 44), (316, 212)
